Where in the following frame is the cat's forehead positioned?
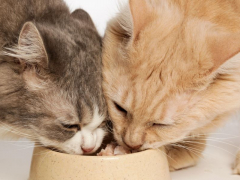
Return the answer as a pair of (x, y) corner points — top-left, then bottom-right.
(126, 34), (211, 92)
(113, 80), (194, 123)
(37, 22), (105, 115)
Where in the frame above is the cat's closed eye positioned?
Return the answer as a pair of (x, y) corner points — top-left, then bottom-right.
(113, 102), (128, 115)
(0, 0), (107, 155)
(61, 123), (80, 131)
(152, 123), (169, 127)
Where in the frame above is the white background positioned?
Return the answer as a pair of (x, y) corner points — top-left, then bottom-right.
(0, 0), (240, 179)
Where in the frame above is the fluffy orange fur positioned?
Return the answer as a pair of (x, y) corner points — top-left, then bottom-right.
(103, 0), (240, 173)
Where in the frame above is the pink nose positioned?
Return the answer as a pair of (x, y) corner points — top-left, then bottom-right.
(82, 147), (94, 153)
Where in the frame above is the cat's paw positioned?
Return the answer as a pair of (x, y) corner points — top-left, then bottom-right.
(233, 163), (240, 175)
(233, 151), (240, 175)
(165, 137), (206, 172)
(166, 145), (199, 171)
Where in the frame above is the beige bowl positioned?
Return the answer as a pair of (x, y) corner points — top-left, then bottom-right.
(29, 147), (171, 180)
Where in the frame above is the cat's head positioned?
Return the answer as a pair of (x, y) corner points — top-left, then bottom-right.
(103, 0), (240, 150)
(3, 9), (107, 154)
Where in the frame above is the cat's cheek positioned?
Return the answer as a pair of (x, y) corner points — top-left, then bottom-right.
(81, 128), (105, 152)
(81, 129), (96, 150)
(141, 142), (166, 150)
(60, 131), (83, 155)
(112, 128), (126, 147)
(91, 128), (106, 153)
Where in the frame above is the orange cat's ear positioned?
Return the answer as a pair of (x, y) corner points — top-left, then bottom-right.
(208, 32), (240, 71)
(129, 0), (152, 40)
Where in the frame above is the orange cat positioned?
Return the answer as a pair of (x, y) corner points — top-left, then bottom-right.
(102, 0), (240, 174)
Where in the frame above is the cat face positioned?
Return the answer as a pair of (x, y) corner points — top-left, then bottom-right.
(103, 39), (209, 150)
(1, 9), (106, 154)
(103, 0), (240, 150)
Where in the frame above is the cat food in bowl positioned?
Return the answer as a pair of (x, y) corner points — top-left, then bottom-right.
(29, 146), (171, 180)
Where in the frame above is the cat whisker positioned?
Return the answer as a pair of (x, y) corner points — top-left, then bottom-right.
(105, 128), (113, 134)
(170, 143), (214, 166)
(156, 147), (178, 164)
(193, 138), (240, 149)
(196, 137), (240, 141)
(184, 133), (240, 139)
(1, 140), (32, 143)
(182, 137), (240, 145)
(181, 135), (240, 149)
(165, 143), (204, 170)
(182, 140), (236, 157)
(105, 123), (114, 134)
(2, 142), (34, 147)
(171, 143), (204, 159)
(14, 145), (42, 151)
(0, 122), (37, 140)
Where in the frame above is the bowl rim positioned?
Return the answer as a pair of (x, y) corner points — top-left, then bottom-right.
(33, 147), (164, 160)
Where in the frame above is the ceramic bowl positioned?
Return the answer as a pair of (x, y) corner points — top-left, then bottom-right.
(29, 147), (170, 180)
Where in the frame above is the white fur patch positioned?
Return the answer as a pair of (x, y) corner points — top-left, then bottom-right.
(81, 106), (105, 152)
(58, 106), (105, 154)
(83, 106), (105, 131)
(39, 132), (83, 155)
(61, 132), (83, 154)
(21, 103), (105, 155)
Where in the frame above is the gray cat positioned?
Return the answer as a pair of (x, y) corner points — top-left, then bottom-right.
(0, 0), (107, 154)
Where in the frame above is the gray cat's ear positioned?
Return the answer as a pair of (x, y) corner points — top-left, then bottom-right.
(18, 22), (48, 68)
(7, 22), (48, 69)
(208, 32), (240, 71)
(71, 9), (96, 29)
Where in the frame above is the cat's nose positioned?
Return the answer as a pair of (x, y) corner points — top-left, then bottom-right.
(82, 147), (94, 153)
(125, 143), (142, 150)
(122, 135), (143, 150)
(131, 144), (142, 150)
